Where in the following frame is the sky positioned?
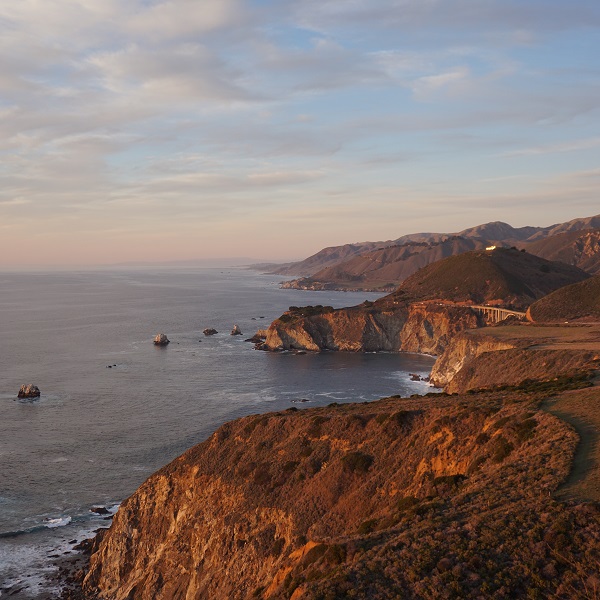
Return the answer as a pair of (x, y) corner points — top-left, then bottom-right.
(1, 0), (599, 266)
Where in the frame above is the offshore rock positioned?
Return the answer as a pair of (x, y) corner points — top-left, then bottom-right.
(203, 328), (218, 336)
(231, 324), (243, 336)
(17, 384), (41, 399)
(153, 333), (170, 346)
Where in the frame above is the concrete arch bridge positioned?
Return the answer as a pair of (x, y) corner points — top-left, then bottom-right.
(470, 305), (527, 323)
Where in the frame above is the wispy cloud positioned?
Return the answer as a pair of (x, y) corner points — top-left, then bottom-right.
(0, 0), (599, 265)
(501, 137), (600, 157)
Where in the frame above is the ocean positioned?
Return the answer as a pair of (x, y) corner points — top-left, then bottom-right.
(0, 267), (436, 598)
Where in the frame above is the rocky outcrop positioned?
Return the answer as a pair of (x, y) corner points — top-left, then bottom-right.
(443, 348), (600, 394)
(203, 328), (218, 336)
(429, 331), (516, 388)
(83, 390), (600, 599)
(17, 384), (40, 399)
(231, 324), (243, 336)
(153, 333), (170, 346)
(264, 302), (481, 355)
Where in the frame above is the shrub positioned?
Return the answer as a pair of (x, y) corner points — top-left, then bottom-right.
(490, 435), (513, 463)
(514, 418), (538, 442)
(342, 451), (374, 474)
(303, 543), (328, 566)
(358, 519), (379, 534)
(396, 496), (420, 512)
(272, 538), (285, 556)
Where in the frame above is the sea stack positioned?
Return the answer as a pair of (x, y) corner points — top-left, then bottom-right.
(230, 324), (242, 336)
(18, 384), (41, 399)
(153, 333), (170, 346)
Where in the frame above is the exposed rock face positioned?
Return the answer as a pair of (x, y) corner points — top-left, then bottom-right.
(245, 330), (268, 344)
(153, 333), (170, 346)
(203, 328), (218, 336)
(264, 302), (481, 355)
(443, 348), (600, 394)
(526, 229), (600, 273)
(231, 324), (243, 336)
(83, 390), (600, 599)
(429, 331), (516, 388)
(17, 384), (40, 399)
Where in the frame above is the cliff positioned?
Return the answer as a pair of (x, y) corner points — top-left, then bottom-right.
(264, 302), (481, 355)
(84, 388), (600, 599)
(430, 323), (600, 392)
(429, 331), (517, 388)
(526, 229), (600, 274)
(265, 248), (589, 355)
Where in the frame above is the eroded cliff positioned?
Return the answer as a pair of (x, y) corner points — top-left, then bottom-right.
(84, 388), (600, 599)
(264, 301), (481, 355)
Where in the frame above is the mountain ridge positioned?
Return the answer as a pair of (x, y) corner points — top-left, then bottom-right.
(266, 214), (600, 291)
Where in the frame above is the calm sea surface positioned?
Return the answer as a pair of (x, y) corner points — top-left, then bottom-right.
(0, 267), (436, 597)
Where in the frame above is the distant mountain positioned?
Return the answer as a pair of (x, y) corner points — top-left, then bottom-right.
(525, 229), (600, 274)
(526, 214), (600, 242)
(282, 237), (502, 292)
(456, 221), (541, 244)
(269, 214), (600, 291)
(528, 275), (600, 323)
(383, 247), (590, 310)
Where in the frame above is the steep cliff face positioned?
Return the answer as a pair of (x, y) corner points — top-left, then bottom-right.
(264, 305), (408, 352)
(430, 326), (600, 393)
(430, 331), (516, 388)
(399, 303), (481, 355)
(444, 348), (600, 394)
(264, 302), (481, 355)
(83, 390), (600, 599)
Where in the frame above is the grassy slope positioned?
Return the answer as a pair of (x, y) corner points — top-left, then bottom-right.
(529, 276), (600, 323)
(383, 248), (589, 310)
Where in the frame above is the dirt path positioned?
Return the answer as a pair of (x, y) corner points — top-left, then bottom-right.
(543, 382), (600, 502)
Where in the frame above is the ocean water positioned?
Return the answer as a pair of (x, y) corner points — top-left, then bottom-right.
(0, 267), (436, 597)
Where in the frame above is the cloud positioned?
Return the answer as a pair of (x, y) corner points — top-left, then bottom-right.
(501, 137), (600, 157)
(0, 0), (599, 265)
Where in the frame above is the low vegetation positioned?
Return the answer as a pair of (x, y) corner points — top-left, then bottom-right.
(84, 380), (600, 599)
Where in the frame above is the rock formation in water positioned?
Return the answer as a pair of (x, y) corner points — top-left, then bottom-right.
(264, 301), (481, 355)
(17, 384), (40, 399)
(231, 324), (243, 336)
(153, 333), (170, 346)
(203, 328), (218, 336)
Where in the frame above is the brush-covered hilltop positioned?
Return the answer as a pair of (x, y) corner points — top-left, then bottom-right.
(83, 382), (600, 600)
(527, 275), (600, 324)
(270, 214), (600, 291)
(74, 243), (600, 600)
(262, 248), (589, 355)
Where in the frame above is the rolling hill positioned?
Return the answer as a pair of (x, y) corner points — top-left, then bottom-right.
(528, 275), (600, 323)
(383, 247), (590, 310)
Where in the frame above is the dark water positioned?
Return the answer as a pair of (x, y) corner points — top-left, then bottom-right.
(0, 267), (436, 597)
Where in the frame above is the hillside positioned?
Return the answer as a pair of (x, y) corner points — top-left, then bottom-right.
(264, 214), (600, 282)
(385, 247), (589, 310)
(281, 237), (499, 292)
(83, 385), (600, 599)
(526, 229), (600, 274)
(528, 276), (600, 323)
(262, 249), (588, 354)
